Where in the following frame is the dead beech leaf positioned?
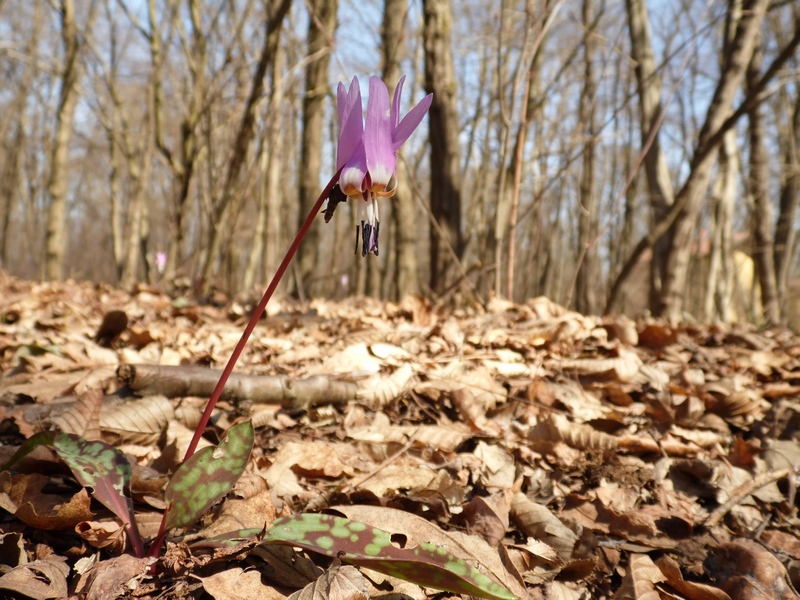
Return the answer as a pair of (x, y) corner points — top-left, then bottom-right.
(48, 388), (103, 439)
(201, 566), (287, 600)
(347, 412), (472, 453)
(275, 441), (354, 478)
(356, 363), (413, 409)
(11, 473), (93, 530)
(75, 520), (127, 553)
(288, 562), (369, 600)
(509, 538), (560, 564)
(559, 348), (642, 383)
(100, 395), (174, 445)
(704, 540), (799, 600)
(510, 492), (577, 561)
(655, 555), (730, 600)
(474, 441), (516, 489)
(0, 558), (69, 600)
(545, 379), (611, 420)
(613, 553), (665, 600)
(532, 413), (618, 451)
(459, 495), (508, 547)
(79, 554), (152, 600)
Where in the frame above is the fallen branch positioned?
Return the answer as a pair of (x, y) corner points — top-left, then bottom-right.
(116, 364), (358, 410)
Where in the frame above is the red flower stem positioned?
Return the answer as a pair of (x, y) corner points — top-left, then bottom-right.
(146, 169), (341, 560)
(183, 169), (341, 462)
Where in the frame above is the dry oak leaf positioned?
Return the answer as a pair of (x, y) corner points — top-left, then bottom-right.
(0, 557), (69, 600)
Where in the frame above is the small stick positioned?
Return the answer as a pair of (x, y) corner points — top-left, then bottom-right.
(704, 468), (792, 528)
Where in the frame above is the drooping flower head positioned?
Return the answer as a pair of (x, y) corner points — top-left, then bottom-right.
(333, 76), (432, 256)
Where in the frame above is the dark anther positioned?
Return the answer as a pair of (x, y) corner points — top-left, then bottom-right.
(361, 222), (370, 257)
(323, 184), (348, 223)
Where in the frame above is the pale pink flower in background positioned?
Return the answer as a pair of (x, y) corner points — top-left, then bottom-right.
(155, 252), (167, 274)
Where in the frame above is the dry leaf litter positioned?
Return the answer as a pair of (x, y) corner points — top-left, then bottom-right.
(2, 273), (800, 599)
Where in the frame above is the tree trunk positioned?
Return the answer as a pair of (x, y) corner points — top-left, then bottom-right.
(0, 0), (38, 269)
(575, 0), (600, 315)
(704, 3), (741, 323)
(44, 0), (83, 281)
(657, 0), (767, 320)
(746, 35), (780, 324)
(381, 0), (418, 299)
(625, 0), (674, 312)
(295, 0), (338, 299)
(422, 0), (463, 295)
(704, 136), (738, 322)
(774, 87), (800, 308)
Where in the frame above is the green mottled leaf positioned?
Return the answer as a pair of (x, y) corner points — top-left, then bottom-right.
(261, 514), (518, 600)
(52, 434), (144, 558)
(164, 421), (254, 531)
(1, 431), (57, 471)
(2, 431), (144, 557)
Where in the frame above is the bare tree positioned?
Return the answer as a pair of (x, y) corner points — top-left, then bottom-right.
(624, 0), (674, 311)
(44, 0), (95, 280)
(746, 33), (780, 324)
(0, 4), (42, 268)
(295, 0), (339, 299)
(607, 0), (800, 320)
(382, 0), (419, 299)
(574, 0), (602, 315)
(422, 0), (463, 295)
(703, 2), (742, 322)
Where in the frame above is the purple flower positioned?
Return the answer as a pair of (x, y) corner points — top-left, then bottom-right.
(335, 76), (432, 256)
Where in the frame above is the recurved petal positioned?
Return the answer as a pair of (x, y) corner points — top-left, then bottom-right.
(391, 76), (406, 130)
(392, 93), (433, 150)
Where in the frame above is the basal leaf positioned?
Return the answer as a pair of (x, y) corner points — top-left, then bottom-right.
(52, 433), (144, 558)
(1, 431), (57, 471)
(163, 421), (254, 531)
(261, 514), (518, 600)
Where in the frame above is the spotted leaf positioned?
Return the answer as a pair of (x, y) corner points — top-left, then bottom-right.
(52, 434), (144, 557)
(261, 514), (517, 600)
(163, 421), (254, 531)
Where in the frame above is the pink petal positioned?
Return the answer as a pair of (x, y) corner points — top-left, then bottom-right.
(364, 77), (395, 189)
(336, 77), (364, 171)
(392, 93), (433, 150)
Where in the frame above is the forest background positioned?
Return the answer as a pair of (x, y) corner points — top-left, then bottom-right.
(1, 0), (799, 326)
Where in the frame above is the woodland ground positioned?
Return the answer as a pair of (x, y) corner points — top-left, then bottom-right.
(1, 271), (800, 599)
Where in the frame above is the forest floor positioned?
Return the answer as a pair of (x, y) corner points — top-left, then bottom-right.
(2, 271), (800, 599)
